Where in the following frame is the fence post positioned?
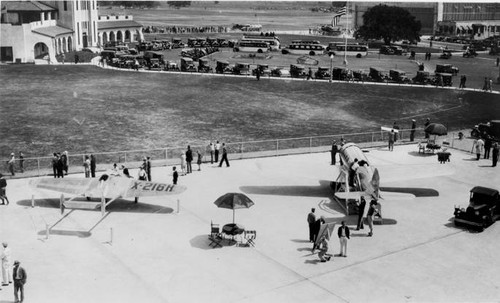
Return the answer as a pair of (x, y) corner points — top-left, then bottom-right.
(309, 137), (312, 153)
(240, 143), (243, 159)
(124, 152), (127, 165)
(165, 148), (168, 166)
(37, 158), (40, 177)
(276, 140), (279, 156)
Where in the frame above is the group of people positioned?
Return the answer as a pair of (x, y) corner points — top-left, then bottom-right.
(1, 242), (27, 303)
(472, 137), (499, 167)
(307, 201), (380, 262)
(174, 141), (231, 184)
(82, 154), (96, 178)
(482, 77), (494, 92)
(52, 151), (69, 178)
(423, 52), (432, 60)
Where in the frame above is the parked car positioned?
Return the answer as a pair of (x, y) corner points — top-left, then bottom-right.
(379, 45), (405, 55)
(270, 66), (290, 77)
(181, 57), (197, 72)
(164, 60), (179, 71)
(471, 120), (500, 141)
(389, 69), (411, 83)
(435, 64), (459, 76)
(454, 187), (500, 231)
(216, 60), (233, 74)
(331, 67), (349, 81)
(252, 64), (271, 77)
(352, 70), (369, 82)
(233, 62), (251, 75)
(412, 71), (433, 85)
(439, 50), (453, 59)
(314, 67), (331, 80)
(290, 64), (307, 78)
(434, 72), (453, 86)
(198, 58), (212, 73)
(369, 67), (387, 82)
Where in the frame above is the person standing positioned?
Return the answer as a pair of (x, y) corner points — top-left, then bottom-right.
(483, 77), (489, 91)
(366, 199), (379, 237)
(331, 141), (338, 165)
(61, 151), (68, 175)
(196, 150), (202, 171)
(74, 54), (79, 64)
(484, 137), (492, 159)
(83, 155), (91, 178)
(307, 67), (313, 80)
(172, 167), (178, 184)
(185, 146), (193, 174)
(13, 260), (27, 303)
(56, 153), (64, 178)
(410, 119), (416, 142)
(90, 154), (96, 178)
(215, 141), (221, 163)
(255, 67), (260, 81)
(307, 208), (316, 243)
(459, 75), (466, 89)
(52, 153), (58, 178)
(489, 78), (493, 92)
(312, 216), (326, 248)
(424, 118), (431, 139)
(218, 143), (230, 167)
(388, 130), (395, 151)
(337, 221), (350, 257)
(209, 142), (215, 164)
(1, 242), (12, 286)
(392, 121), (400, 142)
(472, 138), (485, 161)
(0, 174), (9, 205)
(356, 196), (366, 230)
(146, 156), (152, 181)
(7, 153), (15, 176)
(492, 143), (499, 167)
(138, 165), (147, 181)
(18, 152), (24, 173)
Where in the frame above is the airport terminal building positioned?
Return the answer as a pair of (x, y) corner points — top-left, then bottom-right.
(0, 0), (143, 63)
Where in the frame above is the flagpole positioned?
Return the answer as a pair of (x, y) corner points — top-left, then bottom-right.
(344, 2), (348, 66)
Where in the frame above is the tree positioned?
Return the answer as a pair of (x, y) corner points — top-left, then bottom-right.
(354, 4), (421, 45)
(166, 1), (191, 9)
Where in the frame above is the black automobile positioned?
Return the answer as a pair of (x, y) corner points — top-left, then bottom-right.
(471, 120), (500, 141)
(369, 67), (387, 82)
(314, 67), (331, 80)
(435, 64), (459, 76)
(454, 187), (500, 231)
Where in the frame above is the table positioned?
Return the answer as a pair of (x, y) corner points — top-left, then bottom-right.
(222, 223), (245, 244)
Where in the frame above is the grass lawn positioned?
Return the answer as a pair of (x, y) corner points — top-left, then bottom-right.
(1, 64), (499, 160)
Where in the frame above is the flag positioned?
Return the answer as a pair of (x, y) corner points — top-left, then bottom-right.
(331, 6), (347, 26)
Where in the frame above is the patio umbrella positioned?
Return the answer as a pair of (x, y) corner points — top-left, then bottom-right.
(424, 123), (447, 136)
(214, 192), (254, 223)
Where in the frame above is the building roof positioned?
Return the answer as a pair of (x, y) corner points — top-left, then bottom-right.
(2, 1), (56, 12)
(98, 20), (142, 30)
(32, 26), (73, 38)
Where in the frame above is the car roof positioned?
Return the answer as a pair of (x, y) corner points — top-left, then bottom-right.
(471, 186), (500, 196)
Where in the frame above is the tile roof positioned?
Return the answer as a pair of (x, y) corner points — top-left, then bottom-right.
(2, 1), (56, 12)
(98, 20), (142, 30)
(32, 26), (73, 38)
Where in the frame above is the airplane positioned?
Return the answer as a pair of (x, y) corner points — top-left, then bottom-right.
(29, 173), (187, 216)
(332, 142), (381, 202)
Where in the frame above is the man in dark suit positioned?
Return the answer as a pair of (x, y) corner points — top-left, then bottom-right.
(90, 154), (97, 178)
(146, 156), (152, 181)
(307, 208), (316, 242)
(13, 260), (27, 303)
(337, 221), (350, 257)
(185, 146), (193, 174)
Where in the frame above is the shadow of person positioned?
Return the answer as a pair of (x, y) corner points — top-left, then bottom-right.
(407, 151), (436, 157)
(305, 259), (321, 265)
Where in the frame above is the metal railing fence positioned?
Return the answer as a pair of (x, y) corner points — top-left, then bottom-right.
(3, 127), (468, 178)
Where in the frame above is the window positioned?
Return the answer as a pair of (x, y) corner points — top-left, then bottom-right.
(76, 0), (78, 10)
(77, 22), (80, 44)
(64, 1), (67, 11)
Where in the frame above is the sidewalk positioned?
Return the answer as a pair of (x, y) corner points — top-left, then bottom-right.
(0, 143), (499, 302)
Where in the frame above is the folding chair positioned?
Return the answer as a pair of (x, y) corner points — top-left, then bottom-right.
(208, 221), (223, 248)
(244, 230), (256, 247)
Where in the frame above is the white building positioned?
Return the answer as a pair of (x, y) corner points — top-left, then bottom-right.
(0, 0), (143, 63)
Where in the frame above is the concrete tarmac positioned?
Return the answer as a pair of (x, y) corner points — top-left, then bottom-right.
(0, 143), (499, 303)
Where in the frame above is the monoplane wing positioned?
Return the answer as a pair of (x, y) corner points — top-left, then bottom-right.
(381, 126), (399, 133)
(29, 178), (99, 196)
(30, 175), (187, 199)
